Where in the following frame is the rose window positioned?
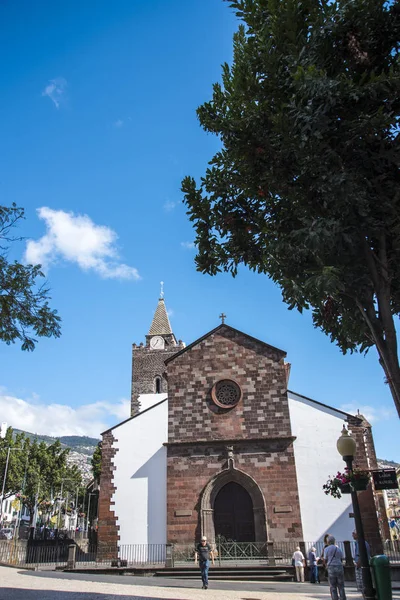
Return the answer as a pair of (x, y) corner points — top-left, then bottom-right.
(211, 379), (242, 409)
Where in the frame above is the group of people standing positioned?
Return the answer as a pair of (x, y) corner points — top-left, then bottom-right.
(291, 531), (370, 600)
(291, 545), (320, 584)
(195, 531), (370, 596)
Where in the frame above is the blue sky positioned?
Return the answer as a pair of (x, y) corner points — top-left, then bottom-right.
(0, 0), (399, 462)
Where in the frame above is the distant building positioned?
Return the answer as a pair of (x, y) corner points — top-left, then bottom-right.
(383, 467), (400, 540)
(98, 295), (387, 558)
(0, 495), (29, 526)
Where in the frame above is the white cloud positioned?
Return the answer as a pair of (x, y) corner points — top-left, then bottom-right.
(340, 403), (395, 424)
(181, 241), (196, 250)
(163, 200), (176, 212)
(167, 308), (174, 317)
(24, 207), (140, 280)
(42, 77), (68, 109)
(114, 119), (124, 128)
(0, 392), (130, 438)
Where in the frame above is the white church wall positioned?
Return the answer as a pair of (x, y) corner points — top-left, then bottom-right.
(111, 398), (168, 547)
(288, 391), (355, 543)
(139, 393), (167, 412)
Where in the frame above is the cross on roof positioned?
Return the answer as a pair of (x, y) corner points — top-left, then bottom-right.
(160, 281), (164, 299)
(219, 313), (227, 324)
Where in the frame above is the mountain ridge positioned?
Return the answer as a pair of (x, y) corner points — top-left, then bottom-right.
(12, 429), (100, 456)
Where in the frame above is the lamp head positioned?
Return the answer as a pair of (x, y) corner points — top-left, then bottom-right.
(337, 424), (357, 459)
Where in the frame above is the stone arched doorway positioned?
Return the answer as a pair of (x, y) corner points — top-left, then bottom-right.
(200, 467), (267, 543)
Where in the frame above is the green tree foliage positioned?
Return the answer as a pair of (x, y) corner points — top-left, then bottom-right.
(0, 204), (61, 351)
(91, 442), (102, 485)
(0, 428), (27, 498)
(0, 428), (82, 525)
(182, 0), (400, 416)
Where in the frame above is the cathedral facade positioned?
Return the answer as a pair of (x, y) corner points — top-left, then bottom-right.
(98, 296), (386, 557)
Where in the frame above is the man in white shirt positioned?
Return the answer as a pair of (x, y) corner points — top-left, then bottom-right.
(292, 546), (305, 582)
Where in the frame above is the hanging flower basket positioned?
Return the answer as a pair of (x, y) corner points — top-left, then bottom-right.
(338, 483), (352, 494)
(323, 467), (370, 498)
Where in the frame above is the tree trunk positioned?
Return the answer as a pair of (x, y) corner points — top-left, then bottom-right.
(357, 296), (400, 419)
(377, 342), (400, 419)
(359, 236), (400, 418)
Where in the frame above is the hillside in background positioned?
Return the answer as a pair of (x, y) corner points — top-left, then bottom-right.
(13, 429), (99, 456)
(12, 429), (100, 482)
(377, 459), (399, 469)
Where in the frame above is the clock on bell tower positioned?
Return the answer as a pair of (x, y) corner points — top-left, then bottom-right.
(150, 336), (165, 350)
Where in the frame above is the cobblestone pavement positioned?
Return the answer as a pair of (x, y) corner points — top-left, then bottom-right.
(1, 567), (399, 600)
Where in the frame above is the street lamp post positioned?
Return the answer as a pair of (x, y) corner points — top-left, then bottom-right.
(0, 447), (25, 525)
(56, 478), (78, 533)
(337, 425), (376, 600)
(86, 493), (96, 533)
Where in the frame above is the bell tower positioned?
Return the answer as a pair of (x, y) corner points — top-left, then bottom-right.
(131, 289), (184, 416)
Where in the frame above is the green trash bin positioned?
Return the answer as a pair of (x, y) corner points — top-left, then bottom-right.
(370, 555), (392, 600)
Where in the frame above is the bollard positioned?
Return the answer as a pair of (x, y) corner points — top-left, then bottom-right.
(267, 541), (276, 566)
(343, 540), (354, 567)
(67, 544), (76, 570)
(370, 555), (392, 600)
(165, 543), (174, 568)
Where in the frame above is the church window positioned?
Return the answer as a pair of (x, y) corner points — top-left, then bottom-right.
(155, 376), (162, 394)
(211, 379), (242, 408)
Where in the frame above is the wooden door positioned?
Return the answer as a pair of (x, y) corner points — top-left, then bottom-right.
(213, 481), (255, 542)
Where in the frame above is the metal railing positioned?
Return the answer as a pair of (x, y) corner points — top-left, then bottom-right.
(119, 543), (166, 565)
(271, 540), (357, 566)
(31, 528), (89, 541)
(1, 539), (389, 570)
(0, 540), (69, 568)
(383, 540), (400, 564)
(172, 541), (269, 566)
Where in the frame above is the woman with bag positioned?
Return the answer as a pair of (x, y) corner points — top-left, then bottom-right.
(323, 535), (347, 600)
(292, 546), (305, 583)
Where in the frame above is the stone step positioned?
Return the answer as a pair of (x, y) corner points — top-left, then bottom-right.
(153, 573), (293, 581)
(159, 567), (290, 575)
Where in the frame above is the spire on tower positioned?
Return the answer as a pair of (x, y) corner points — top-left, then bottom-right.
(148, 297), (173, 336)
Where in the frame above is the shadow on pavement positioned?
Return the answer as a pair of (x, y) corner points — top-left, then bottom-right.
(0, 587), (351, 600)
(19, 569), (336, 593)
(0, 590), (187, 600)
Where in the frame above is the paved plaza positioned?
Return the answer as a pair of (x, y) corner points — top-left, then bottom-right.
(1, 567), (400, 600)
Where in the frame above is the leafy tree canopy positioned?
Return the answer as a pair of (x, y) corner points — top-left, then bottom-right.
(182, 0), (400, 416)
(0, 204), (61, 351)
(91, 442), (102, 485)
(0, 428), (82, 525)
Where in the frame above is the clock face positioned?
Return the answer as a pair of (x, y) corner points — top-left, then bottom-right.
(150, 336), (165, 350)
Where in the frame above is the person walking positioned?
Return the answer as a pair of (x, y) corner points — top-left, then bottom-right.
(308, 546), (320, 583)
(320, 533), (331, 580)
(352, 530), (371, 592)
(195, 535), (214, 589)
(324, 535), (346, 600)
(292, 546), (305, 582)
